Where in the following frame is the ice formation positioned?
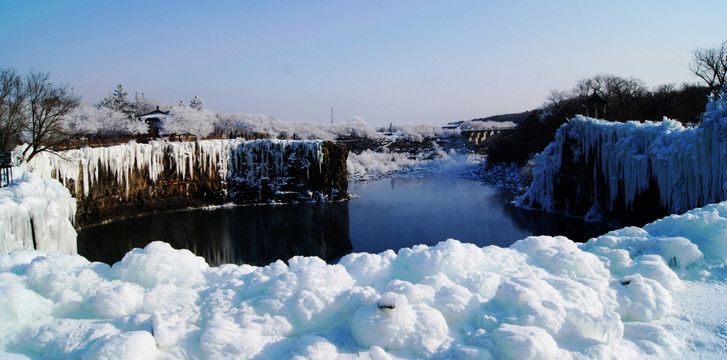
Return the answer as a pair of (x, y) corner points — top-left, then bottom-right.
(4, 199), (727, 358)
(0, 171), (76, 254)
(22, 138), (324, 199)
(517, 91), (727, 216)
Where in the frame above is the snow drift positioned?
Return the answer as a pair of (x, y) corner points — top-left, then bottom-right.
(517, 90), (727, 224)
(4, 199), (727, 358)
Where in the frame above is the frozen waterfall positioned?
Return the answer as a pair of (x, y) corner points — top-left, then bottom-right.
(24, 138), (324, 200)
(517, 90), (727, 219)
(0, 171), (77, 254)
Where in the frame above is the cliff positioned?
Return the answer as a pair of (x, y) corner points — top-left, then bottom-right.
(27, 139), (349, 226)
(516, 92), (727, 227)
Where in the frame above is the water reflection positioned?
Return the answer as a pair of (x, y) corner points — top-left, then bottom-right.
(77, 202), (353, 266)
(347, 174), (532, 253)
(78, 171), (614, 267)
(503, 204), (614, 242)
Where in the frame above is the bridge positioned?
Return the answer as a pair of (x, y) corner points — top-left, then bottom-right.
(460, 127), (516, 147)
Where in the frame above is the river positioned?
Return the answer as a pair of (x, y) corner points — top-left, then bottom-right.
(77, 171), (611, 266)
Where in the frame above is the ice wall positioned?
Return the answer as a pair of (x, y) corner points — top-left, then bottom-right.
(226, 139), (325, 202)
(0, 171), (76, 254)
(28, 139), (324, 202)
(517, 91), (727, 223)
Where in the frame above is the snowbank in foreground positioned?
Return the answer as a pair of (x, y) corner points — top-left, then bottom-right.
(0, 171), (76, 254)
(3, 201), (727, 358)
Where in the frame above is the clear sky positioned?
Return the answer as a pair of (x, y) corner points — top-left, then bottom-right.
(2, 1), (725, 126)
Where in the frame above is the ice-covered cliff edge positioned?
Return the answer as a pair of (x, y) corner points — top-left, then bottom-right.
(23, 138), (347, 225)
(0, 171), (76, 254)
(516, 91), (727, 225)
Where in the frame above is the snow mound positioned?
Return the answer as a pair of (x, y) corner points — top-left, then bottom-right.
(0, 171), (76, 254)
(4, 200), (727, 358)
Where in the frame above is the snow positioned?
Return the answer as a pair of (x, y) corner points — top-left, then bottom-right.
(67, 103), (147, 136)
(517, 91), (727, 215)
(347, 146), (469, 182)
(1, 199), (727, 358)
(0, 170), (76, 254)
(162, 103), (216, 138)
(215, 112), (458, 142)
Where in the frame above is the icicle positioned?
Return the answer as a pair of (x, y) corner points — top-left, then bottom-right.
(0, 172), (77, 254)
(519, 91), (727, 216)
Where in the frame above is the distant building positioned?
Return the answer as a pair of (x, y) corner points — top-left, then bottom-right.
(138, 106), (170, 137)
(442, 121), (463, 130)
(581, 92), (609, 119)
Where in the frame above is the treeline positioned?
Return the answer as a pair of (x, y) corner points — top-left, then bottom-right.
(1, 70), (451, 162)
(487, 39), (727, 165)
(485, 74), (711, 164)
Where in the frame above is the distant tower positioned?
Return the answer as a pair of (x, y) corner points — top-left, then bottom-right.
(331, 107), (333, 124)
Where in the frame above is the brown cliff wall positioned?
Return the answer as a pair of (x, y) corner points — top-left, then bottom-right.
(29, 139), (348, 227)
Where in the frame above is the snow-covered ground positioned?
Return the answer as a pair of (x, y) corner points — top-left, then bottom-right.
(2, 168), (727, 358)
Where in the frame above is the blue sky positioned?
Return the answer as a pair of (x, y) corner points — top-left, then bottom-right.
(2, 1), (725, 126)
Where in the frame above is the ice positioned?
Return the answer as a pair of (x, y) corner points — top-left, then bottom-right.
(517, 90), (727, 216)
(22, 138), (324, 200)
(2, 197), (727, 358)
(0, 171), (76, 254)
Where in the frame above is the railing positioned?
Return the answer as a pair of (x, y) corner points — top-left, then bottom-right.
(50, 132), (273, 151)
(0, 151), (12, 187)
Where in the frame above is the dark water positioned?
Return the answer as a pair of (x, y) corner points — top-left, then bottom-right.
(77, 172), (612, 266)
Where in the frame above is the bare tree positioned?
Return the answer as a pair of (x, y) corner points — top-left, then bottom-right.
(689, 41), (727, 97)
(20, 71), (80, 162)
(573, 75), (608, 98)
(0, 68), (26, 152)
(604, 75), (646, 121)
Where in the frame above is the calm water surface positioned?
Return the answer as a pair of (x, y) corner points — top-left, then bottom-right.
(78, 172), (611, 266)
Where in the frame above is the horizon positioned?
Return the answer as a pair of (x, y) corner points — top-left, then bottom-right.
(2, 0), (725, 127)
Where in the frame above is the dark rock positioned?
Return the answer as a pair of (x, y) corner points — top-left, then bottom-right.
(71, 140), (348, 227)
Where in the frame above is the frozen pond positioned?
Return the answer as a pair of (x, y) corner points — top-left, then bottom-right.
(78, 172), (611, 266)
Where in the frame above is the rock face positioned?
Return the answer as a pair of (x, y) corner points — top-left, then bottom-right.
(227, 140), (348, 204)
(27, 139), (349, 227)
(516, 92), (727, 227)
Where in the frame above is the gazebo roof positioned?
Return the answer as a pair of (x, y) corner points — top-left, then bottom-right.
(582, 93), (608, 106)
(138, 106), (170, 119)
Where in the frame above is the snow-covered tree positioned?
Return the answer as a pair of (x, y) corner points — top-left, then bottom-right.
(189, 94), (205, 110)
(133, 92), (158, 115)
(332, 116), (383, 139)
(66, 103), (146, 137)
(100, 84), (134, 118)
(162, 102), (215, 138)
